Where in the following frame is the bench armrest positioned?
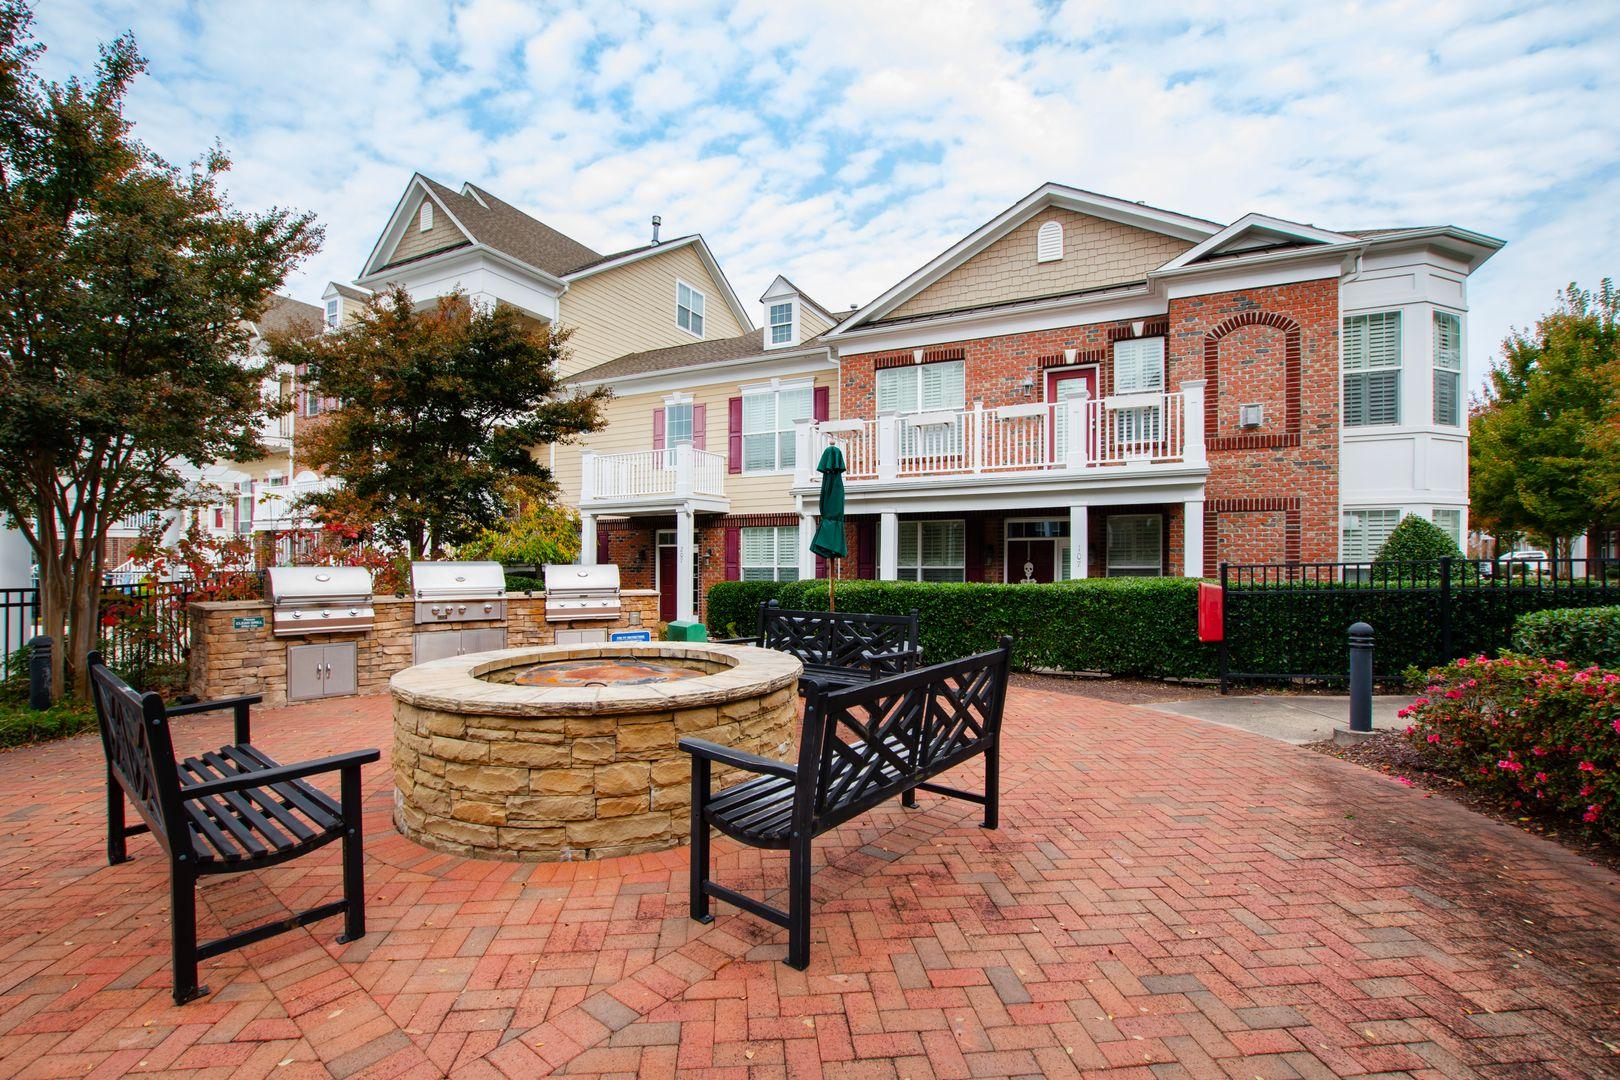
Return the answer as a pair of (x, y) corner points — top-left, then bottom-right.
(862, 646), (922, 671)
(182, 747), (381, 800)
(167, 694), (263, 744)
(678, 737), (796, 780)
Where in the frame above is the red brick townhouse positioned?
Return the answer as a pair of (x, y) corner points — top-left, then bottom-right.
(785, 183), (1503, 582)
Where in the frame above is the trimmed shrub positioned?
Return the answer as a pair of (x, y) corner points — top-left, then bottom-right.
(1373, 514), (1461, 567)
(1402, 655), (1620, 843)
(706, 577), (1216, 678)
(1513, 605), (1620, 667)
(504, 573), (543, 594)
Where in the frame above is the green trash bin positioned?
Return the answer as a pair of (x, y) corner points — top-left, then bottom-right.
(664, 620), (707, 643)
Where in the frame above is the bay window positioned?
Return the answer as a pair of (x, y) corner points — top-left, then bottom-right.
(1433, 312), (1462, 426)
(1342, 507), (1401, 562)
(1343, 312), (1401, 426)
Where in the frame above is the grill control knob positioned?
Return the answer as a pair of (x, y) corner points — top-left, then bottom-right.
(458, 604), (467, 614)
(482, 603), (493, 613)
(320, 610), (330, 619)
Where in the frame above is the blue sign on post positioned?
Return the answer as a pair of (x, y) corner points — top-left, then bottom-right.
(610, 629), (652, 643)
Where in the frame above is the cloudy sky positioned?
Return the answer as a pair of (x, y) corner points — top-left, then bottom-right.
(34, 0), (1620, 391)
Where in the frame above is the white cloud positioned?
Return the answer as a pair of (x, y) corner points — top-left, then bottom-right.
(29, 0), (1620, 390)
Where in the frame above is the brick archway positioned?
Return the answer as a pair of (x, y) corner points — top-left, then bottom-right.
(1203, 311), (1302, 451)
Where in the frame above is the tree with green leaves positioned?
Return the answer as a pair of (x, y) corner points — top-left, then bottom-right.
(457, 502), (581, 566)
(0, 3), (319, 700)
(268, 287), (606, 558)
(1470, 281), (1619, 565)
(1373, 514), (1462, 568)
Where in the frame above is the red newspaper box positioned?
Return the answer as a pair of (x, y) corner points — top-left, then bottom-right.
(1197, 581), (1223, 642)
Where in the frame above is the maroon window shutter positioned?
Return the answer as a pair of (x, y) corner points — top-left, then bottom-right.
(652, 407), (665, 451)
(596, 530), (611, 566)
(813, 386), (830, 422)
(815, 554), (828, 578)
(723, 527), (740, 579)
(727, 397), (743, 473)
(965, 517), (985, 582)
(856, 521), (876, 579)
(691, 403), (706, 450)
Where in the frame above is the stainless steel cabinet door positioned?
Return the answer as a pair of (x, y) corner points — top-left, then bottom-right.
(321, 641), (358, 697)
(287, 643), (327, 701)
(462, 628), (507, 654)
(413, 631), (462, 664)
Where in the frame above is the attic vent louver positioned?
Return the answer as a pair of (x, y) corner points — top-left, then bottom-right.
(1036, 220), (1062, 263)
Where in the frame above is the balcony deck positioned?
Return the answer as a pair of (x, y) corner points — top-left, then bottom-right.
(579, 445), (729, 514)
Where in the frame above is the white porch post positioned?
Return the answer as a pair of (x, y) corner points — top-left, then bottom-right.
(798, 507), (817, 582)
(1069, 504), (1089, 580)
(793, 420), (814, 487)
(878, 511), (899, 581)
(876, 415), (900, 481)
(579, 449), (596, 502)
(1180, 379), (1207, 468)
(1064, 396), (1088, 470)
(673, 443), (694, 500)
(580, 512), (598, 566)
(675, 509), (695, 622)
(1182, 500), (1205, 578)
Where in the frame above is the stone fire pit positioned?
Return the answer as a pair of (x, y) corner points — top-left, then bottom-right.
(389, 642), (800, 860)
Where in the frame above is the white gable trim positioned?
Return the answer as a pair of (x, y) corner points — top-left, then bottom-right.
(831, 183), (1222, 335)
(1156, 213), (1353, 273)
(761, 273), (838, 326)
(359, 173), (475, 280)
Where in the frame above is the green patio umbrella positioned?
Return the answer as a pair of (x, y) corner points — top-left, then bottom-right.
(810, 444), (848, 611)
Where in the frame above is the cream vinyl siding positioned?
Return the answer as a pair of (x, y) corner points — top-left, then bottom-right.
(799, 303), (836, 338)
(888, 208), (1193, 320)
(550, 368), (835, 515)
(384, 194), (470, 267)
(556, 245), (746, 378)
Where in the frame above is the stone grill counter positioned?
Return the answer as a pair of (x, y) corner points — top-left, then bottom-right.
(389, 643), (800, 861)
(189, 590), (662, 708)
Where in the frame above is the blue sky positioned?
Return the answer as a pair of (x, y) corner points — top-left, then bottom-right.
(34, 0), (1620, 393)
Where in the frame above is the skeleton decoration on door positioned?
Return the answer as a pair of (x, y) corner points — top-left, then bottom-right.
(1019, 561), (1036, 584)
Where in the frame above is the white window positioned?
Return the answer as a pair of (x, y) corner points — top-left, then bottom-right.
(768, 301), (794, 346)
(677, 281), (706, 337)
(1036, 220), (1063, 263)
(324, 298), (339, 329)
(1105, 514), (1162, 577)
(234, 481), (254, 534)
(876, 360), (965, 414)
(1433, 312), (1462, 426)
(304, 390), (321, 417)
(1111, 337), (1165, 395)
(898, 520), (966, 582)
(1343, 311), (1401, 426)
(1432, 508), (1462, 547)
(1342, 508), (1401, 561)
(741, 526), (798, 581)
(663, 400), (693, 464)
(419, 201), (433, 231)
(742, 383), (812, 472)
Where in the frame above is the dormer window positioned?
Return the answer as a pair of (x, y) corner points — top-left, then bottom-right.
(768, 301), (794, 346)
(1036, 220), (1063, 263)
(324, 298), (339, 330)
(418, 201), (433, 231)
(677, 281), (705, 336)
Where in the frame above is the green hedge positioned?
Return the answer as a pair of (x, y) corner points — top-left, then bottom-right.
(706, 578), (1216, 678)
(1513, 605), (1620, 667)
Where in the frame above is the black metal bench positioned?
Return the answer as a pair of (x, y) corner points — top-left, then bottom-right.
(87, 652), (380, 1004)
(680, 636), (1013, 969)
(718, 600), (922, 689)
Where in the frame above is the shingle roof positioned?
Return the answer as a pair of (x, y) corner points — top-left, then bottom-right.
(380, 178), (605, 278)
(569, 329), (828, 384)
(564, 236), (698, 276)
(326, 281), (372, 302)
(254, 295), (322, 335)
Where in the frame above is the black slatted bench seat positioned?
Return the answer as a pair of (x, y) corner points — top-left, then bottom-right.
(717, 600), (922, 690)
(680, 637), (1013, 969)
(88, 652), (379, 1004)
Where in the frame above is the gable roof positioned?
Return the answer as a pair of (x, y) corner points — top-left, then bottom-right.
(1156, 213), (1353, 272)
(568, 328), (829, 385)
(253, 295), (322, 336)
(761, 275), (838, 325)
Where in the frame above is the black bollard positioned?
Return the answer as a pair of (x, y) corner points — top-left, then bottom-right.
(1348, 622), (1373, 733)
(27, 635), (51, 711)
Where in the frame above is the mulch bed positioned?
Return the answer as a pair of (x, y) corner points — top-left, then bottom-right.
(1309, 728), (1620, 875)
(1011, 671), (1220, 704)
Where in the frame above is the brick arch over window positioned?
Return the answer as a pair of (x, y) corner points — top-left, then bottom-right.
(1203, 311), (1302, 451)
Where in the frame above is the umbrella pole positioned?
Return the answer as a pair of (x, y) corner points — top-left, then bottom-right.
(828, 561), (836, 612)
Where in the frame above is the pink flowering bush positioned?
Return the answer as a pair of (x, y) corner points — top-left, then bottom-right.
(1402, 655), (1620, 842)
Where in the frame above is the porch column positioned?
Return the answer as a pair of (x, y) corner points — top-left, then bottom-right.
(580, 512), (598, 566)
(1068, 504), (1089, 580)
(878, 511), (899, 581)
(1180, 380), (1207, 468)
(675, 509), (695, 622)
(1182, 500), (1205, 578)
(798, 510), (816, 582)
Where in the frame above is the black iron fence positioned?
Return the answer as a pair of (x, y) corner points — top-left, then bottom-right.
(1219, 557), (1620, 690)
(0, 571), (265, 689)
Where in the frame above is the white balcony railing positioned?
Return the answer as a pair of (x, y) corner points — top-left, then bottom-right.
(581, 445), (727, 505)
(797, 381), (1207, 485)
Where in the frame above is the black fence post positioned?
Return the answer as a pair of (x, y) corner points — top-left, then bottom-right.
(1218, 562), (1230, 696)
(27, 635), (51, 710)
(1438, 556), (1453, 662)
(1348, 622), (1373, 733)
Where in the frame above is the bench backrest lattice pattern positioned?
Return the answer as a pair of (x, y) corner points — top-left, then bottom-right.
(91, 657), (185, 853)
(797, 642), (1010, 832)
(757, 603), (919, 668)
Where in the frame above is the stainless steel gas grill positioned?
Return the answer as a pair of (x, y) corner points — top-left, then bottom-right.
(544, 563), (621, 621)
(411, 561), (507, 624)
(265, 566), (376, 637)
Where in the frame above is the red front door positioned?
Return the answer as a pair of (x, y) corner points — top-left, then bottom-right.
(1006, 540), (1057, 583)
(1046, 366), (1098, 463)
(658, 546), (677, 621)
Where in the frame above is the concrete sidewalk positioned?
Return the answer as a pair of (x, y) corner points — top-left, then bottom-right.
(1150, 693), (1414, 745)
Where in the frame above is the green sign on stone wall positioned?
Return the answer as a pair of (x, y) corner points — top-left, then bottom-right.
(232, 615), (265, 631)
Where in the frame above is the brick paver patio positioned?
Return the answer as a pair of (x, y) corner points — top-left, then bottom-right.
(1, 687), (1618, 1078)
